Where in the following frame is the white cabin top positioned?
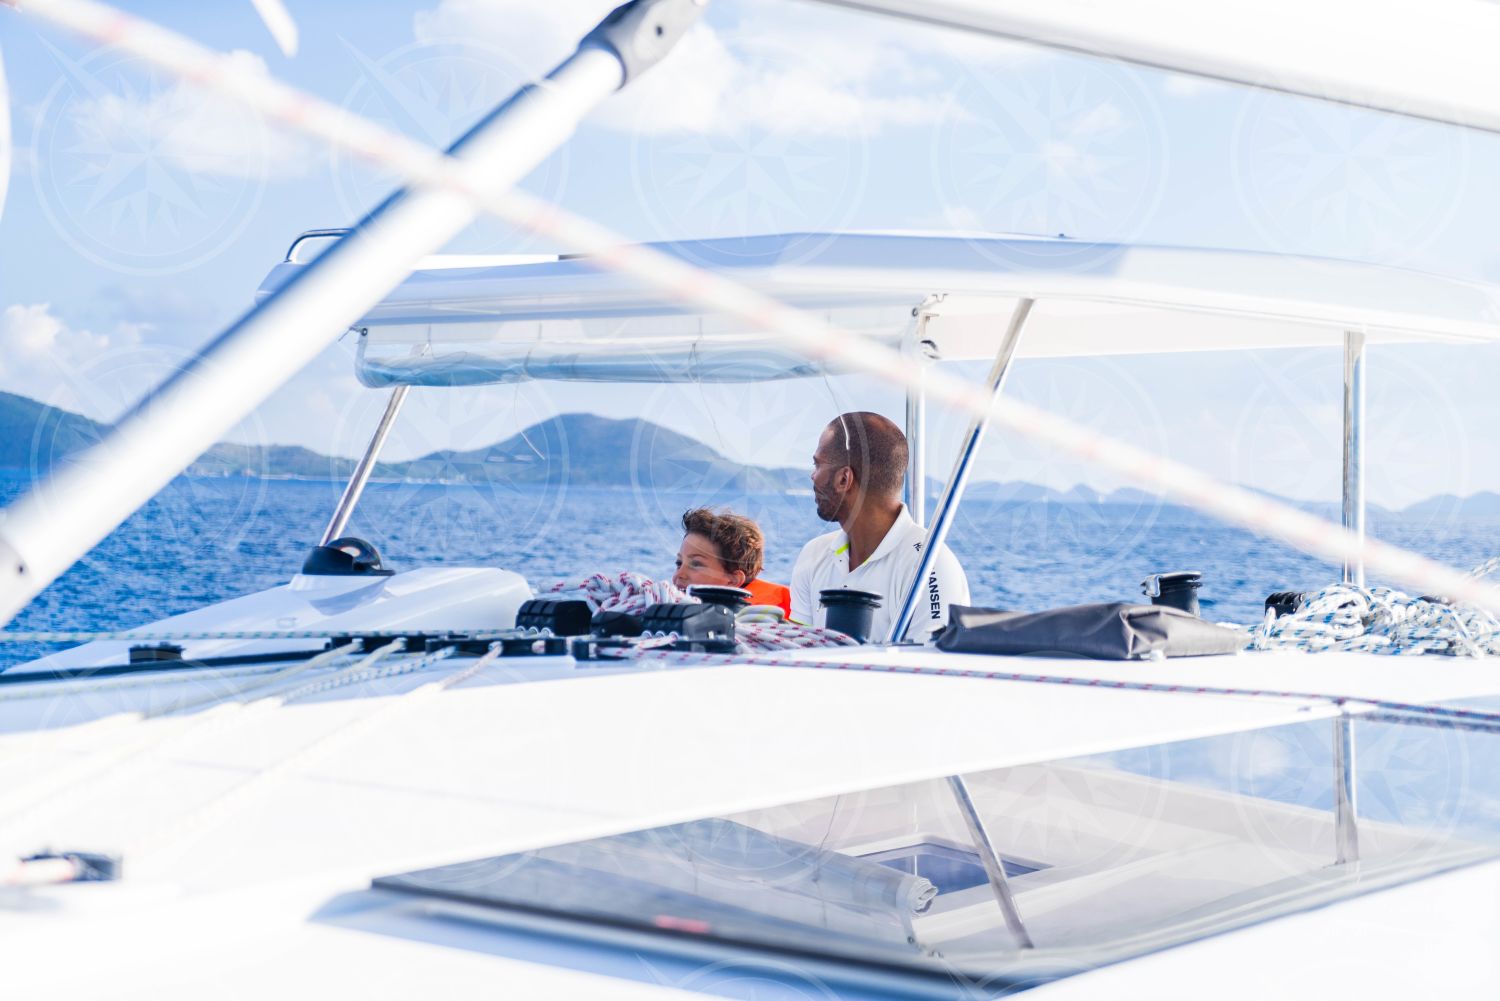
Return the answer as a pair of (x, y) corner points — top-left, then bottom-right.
(259, 231), (1500, 386)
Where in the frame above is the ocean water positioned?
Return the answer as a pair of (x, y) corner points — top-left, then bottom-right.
(1, 467), (1497, 668)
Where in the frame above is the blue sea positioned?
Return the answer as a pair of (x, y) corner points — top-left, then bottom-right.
(1, 467), (1497, 668)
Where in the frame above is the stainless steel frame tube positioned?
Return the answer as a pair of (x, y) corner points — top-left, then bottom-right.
(320, 385), (410, 546)
(887, 298), (1033, 642)
(1333, 712), (1360, 864)
(905, 315), (930, 527)
(947, 774), (1034, 948)
(1342, 331), (1367, 587)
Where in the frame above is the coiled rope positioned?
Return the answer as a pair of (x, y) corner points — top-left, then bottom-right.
(1253, 558), (1500, 657)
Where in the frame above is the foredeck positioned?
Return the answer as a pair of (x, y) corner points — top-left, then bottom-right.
(4, 636), (1499, 999)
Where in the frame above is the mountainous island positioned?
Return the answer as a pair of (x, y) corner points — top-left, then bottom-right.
(3, 390), (1498, 518)
(0, 390), (801, 493)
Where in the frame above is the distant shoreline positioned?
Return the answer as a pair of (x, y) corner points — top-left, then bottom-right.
(5, 391), (1500, 520)
(1, 465), (1497, 523)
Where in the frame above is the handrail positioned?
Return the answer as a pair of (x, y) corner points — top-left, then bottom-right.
(285, 228), (351, 264)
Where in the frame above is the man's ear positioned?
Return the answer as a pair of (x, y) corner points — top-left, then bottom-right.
(731, 569), (748, 587)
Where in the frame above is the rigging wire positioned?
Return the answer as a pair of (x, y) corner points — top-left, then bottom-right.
(0, 628), (494, 643)
(632, 647), (1500, 734)
(0, 658), (311, 703)
(127, 642), (497, 876)
(0, 640), (405, 848)
(0, 640), (483, 877)
(248, 0), (297, 57)
(511, 385), (546, 461)
(0, 41), (9, 225)
(2, 640), (489, 886)
(10, 0), (1500, 618)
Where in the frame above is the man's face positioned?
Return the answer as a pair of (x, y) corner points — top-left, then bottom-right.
(810, 426), (850, 523)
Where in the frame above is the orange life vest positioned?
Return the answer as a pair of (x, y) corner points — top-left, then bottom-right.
(745, 578), (792, 618)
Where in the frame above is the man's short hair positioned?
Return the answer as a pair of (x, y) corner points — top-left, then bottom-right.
(825, 411), (907, 499)
(681, 508), (766, 580)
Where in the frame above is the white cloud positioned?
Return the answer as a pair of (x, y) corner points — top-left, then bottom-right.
(67, 51), (312, 180)
(410, 0), (1025, 137)
(0, 304), (143, 418)
(0, 303), (102, 359)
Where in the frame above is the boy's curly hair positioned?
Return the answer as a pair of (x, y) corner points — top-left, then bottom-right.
(681, 508), (765, 581)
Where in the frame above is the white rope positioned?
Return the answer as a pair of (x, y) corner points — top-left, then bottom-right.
(0, 640), (405, 852)
(0, 629), (483, 644)
(1253, 568), (1500, 657)
(273, 643), (454, 704)
(0, 641), (360, 785)
(147, 640), (364, 718)
(129, 644), (500, 876)
(12, 0), (1500, 618)
(0, 660), (310, 704)
(0, 641), (365, 843)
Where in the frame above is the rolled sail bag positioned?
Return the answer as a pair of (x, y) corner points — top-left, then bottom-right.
(934, 602), (1248, 660)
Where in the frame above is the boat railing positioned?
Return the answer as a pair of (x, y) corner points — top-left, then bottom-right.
(285, 228), (352, 264)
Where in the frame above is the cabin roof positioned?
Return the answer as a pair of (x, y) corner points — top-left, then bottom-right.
(259, 231), (1500, 386)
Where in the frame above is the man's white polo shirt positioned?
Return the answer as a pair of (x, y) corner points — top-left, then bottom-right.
(790, 505), (970, 642)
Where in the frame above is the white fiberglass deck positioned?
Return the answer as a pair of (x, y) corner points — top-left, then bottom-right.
(0, 656), (1336, 890)
(3, 639), (1500, 999)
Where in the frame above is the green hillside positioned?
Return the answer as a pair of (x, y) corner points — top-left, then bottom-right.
(0, 392), (1470, 516)
(0, 393), (802, 491)
(0, 391), (108, 472)
(380, 412), (803, 491)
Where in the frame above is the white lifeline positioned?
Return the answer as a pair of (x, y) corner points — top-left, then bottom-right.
(790, 504), (970, 640)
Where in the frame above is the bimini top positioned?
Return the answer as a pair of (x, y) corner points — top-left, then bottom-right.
(257, 231), (1500, 386)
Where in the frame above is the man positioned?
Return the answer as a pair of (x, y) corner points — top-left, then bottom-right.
(791, 412), (969, 641)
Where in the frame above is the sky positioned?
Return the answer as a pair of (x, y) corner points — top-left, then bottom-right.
(2, 0), (1500, 508)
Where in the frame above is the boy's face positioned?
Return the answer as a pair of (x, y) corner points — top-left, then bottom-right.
(673, 532), (745, 589)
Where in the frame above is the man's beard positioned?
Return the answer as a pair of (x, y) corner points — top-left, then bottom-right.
(814, 486), (840, 522)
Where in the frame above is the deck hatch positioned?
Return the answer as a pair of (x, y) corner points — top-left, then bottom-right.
(370, 709), (1500, 991)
